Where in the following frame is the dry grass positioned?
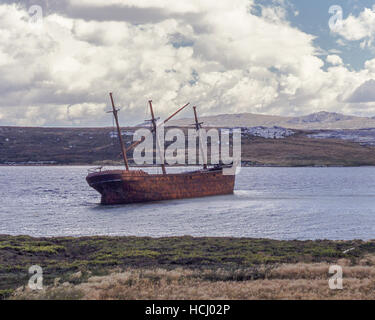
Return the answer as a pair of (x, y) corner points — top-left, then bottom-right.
(11, 258), (375, 300)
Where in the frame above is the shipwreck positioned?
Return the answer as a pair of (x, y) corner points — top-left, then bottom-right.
(86, 93), (236, 204)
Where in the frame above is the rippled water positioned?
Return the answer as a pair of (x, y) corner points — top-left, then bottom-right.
(1, 166), (375, 240)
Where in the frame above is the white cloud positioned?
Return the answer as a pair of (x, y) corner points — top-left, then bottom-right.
(332, 5), (375, 49)
(326, 55), (343, 66)
(365, 58), (375, 72)
(0, 1), (375, 126)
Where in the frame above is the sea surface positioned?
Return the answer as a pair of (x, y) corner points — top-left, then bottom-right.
(1, 166), (375, 240)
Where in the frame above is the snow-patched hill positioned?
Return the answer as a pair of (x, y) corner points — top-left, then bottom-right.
(308, 129), (375, 146)
(286, 111), (354, 124)
(221, 126), (294, 139)
(243, 126), (295, 139)
(168, 111), (375, 130)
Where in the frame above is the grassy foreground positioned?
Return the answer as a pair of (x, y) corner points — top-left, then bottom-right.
(1, 235), (375, 300)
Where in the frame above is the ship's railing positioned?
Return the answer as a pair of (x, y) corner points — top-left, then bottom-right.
(88, 166), (103, 173)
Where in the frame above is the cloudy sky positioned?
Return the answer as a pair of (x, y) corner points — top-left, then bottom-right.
(1, 0), (375, 126)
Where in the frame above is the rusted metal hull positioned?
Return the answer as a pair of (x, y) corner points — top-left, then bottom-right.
(86, 167), (235, 205)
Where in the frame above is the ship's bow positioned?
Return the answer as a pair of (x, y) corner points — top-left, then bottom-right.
(86, 169), (148, 205)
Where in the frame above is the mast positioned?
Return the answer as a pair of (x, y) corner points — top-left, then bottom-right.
(148, 100), (167, 175)
(109, 92), (129, 171)
(193, 106), (207, 170)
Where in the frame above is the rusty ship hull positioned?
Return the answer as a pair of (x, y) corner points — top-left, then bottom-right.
(86, 167), (235, 205)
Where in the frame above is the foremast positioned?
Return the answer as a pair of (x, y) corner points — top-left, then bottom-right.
(109, 92), (129, 171)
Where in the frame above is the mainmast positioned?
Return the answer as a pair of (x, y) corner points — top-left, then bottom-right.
(148, 100), (167, 175)
(109, 92), (129, 171)
(125, 102), (190, 153)
(193, 106), (207, 170)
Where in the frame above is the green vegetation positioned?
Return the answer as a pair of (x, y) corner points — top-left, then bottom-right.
(0, 289), (14, 300)
(1, 235), (374, 299)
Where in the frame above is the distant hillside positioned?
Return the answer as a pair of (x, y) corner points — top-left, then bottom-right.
(287, 111), (354, 124)
(3, 126), (375, 167)
(168, 111), (375, 130)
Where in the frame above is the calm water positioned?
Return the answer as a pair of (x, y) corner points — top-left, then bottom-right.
(1, 166), (375, 240)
